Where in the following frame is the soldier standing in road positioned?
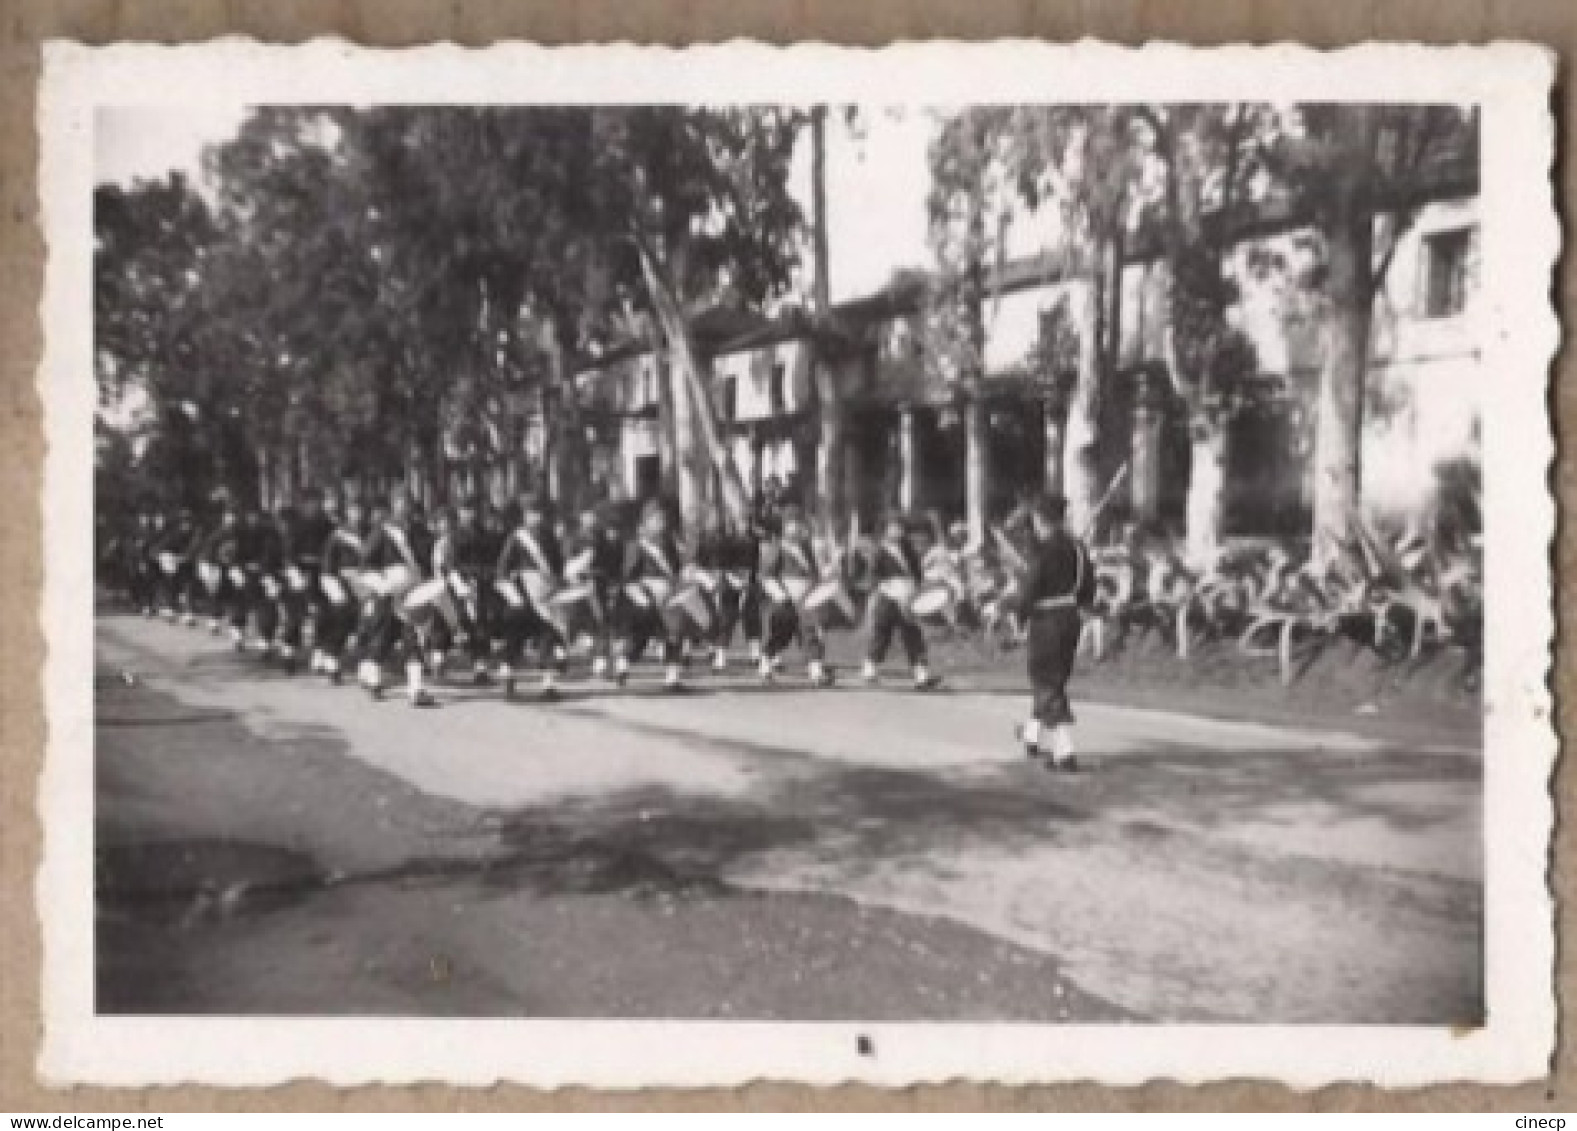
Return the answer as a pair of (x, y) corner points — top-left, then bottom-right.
(1018, 493), (1096, 772)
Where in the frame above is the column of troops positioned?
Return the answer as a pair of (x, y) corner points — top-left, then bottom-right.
(100, 485), (1096, 769)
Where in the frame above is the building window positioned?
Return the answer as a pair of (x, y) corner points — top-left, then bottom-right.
(769, 362), (787, 415)
(1421, 226), (1474, 319)
(719, 376), (737, 423)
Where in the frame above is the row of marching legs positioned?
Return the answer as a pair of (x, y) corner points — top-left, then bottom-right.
(130, 565), (938, 707)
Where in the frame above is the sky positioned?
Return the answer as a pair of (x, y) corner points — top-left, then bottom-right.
(95, 105), (250, 191)
(786, 109), (936, 303)
(94, 104), (937, 307)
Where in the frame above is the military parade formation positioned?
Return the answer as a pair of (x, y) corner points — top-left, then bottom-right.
(100, 484), (1098, 771)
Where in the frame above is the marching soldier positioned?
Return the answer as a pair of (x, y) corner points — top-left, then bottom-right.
(1017, 493), (1097, 771)
(291, 492), (339, 639)
(243, 502), (288, 658)
(356, 491), (435, 706)
(196, 497), (249, 646)
(132, 511), (167, 618)
(757, 504), (837, 687)
(432, 496), (504, 686)
(574, 502), (627, 681)
(193, 497), (238, 633)
(150, 507), (201, 622)
(494, 493), (569, 699)
(126, 509), (163, 617)
(860, 515), (939, 690)
(274, 493), (336, 672)
(694, 512), (761, 673)
(312, 495), (369, 682)
(617, 498), (692, 690)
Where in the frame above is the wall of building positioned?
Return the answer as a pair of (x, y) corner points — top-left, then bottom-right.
(981, 278), (1081, 378)
(575, 194), (1482, 531)
(1222, 196), (1481, 521)
(711, 337), (815, 422)
(575, 349), (667, 501)
(1365, 197), (1481, 519)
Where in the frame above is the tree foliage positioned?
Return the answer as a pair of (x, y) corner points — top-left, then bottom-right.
(97, 105), (808, 521)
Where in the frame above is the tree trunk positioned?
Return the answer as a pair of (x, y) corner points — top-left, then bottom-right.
(653, 354), (678, 501)
(1131, 377), (1164, 523)
(502, 399), (522, 505)
(898, 407), (918, 513)
(278, 439), (296, 508)
(814, 363), (846, 531)
(811, 109), (833, 312)
(666, 338), (708, 529)
(1043, 398), (1066, 497)
(809, 108), (846, 531)
(842, 421), (866, 533)
(1311, 106), (1378, 568)
(296, 434), (310, 505)
(1186, 417), (1228, 567)
(964, 396), (988, 543)
(544, 328), (590, 519)
(257, 445), (272, 512)
(636, 238), (750, 532)
(1063, 277), (1102, 531)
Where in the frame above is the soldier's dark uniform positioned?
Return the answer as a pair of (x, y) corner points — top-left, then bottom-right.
(864, 524), (931, 678)
(617, 526), (688, 684)
(192, 508), (237, 628)
(436, 509), (504, 674)
(236, 509), (286, 649)
(695, 521), (762, 668)
(126, 513), (163, 615)
(494, 509), (568, 694)
(358, 507), (434, 699)
(276, 501), (337, 670)
(172, 511), (212, 623)
(196, 510), (245, 641)
(757, 510), (833, 686)
(150, 511), (200, 619)
(1020, 503), (1096, 768)
(574, 507), (627, 678)
(315, 510), (369, 678)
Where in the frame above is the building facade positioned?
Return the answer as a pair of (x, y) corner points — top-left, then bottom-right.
(572, 192), (1481, 546)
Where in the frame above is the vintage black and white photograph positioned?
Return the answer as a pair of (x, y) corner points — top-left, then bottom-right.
(38, 41), (1556, 1087)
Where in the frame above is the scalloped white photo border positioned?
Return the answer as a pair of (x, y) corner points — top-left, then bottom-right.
(35, 38), (1559, 1089)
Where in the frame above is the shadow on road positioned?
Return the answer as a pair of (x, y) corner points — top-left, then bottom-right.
(94, 623), (1483, 1023)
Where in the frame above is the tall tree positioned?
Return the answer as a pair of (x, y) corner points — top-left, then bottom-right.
(1267, 104), (1478, 565)
(1138, 104), (1267, 565)
(808, 105), (847, 530)
(204, 108), (401, 502)
(94, 173), (220, 509)
(989, 106), (1150, 534)
(587, 106), (808, 532)
(925, 107), (1006, 542)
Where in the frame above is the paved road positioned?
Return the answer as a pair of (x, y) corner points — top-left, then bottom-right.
(94, 613), (1483, 1023)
